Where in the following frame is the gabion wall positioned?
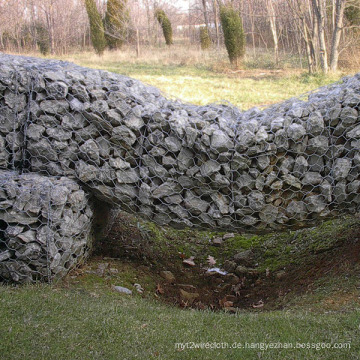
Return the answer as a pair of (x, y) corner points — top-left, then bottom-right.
(0, 53), (359, 281)
(0, 171), (93, 283)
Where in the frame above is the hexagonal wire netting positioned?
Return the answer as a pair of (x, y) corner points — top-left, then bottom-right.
(0, 54), (359, 283)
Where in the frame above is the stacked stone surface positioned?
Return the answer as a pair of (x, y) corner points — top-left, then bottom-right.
(0, 171), (93, 283)
(0, 53), (359, 282)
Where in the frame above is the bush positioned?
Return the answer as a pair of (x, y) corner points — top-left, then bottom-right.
(155, 9), (173, 46)
(200, 26), (211, 50)
(85, 0), (107, 55)
(35, 23), (50, 56)
(104, 0), (129, 50)
(220, 5), (246, 66)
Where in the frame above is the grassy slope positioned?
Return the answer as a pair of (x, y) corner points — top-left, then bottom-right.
(1, 49), (359, 359)
(53, 49), (344, 110)
(0, 285), (358, 360)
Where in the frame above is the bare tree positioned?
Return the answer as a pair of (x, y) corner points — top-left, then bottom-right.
(330, 0), (347, 71)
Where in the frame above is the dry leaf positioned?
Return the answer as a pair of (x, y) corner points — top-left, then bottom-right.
(223, 301), (234, 308)
(207, 255), (216, 266)
(183, 256), (195, 267)
(251, 300), (264, 308)
(155, 283), (164, 295)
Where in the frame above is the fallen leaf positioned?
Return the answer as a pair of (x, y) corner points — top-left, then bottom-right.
(155, 283), (164, 295)
(223, 301), (234, 308)
(207, 255), (216, 266)
(183, 256), (195, 267)
(251, 300), (264, 308)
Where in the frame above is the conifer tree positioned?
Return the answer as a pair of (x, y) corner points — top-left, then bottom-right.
(35, 23), (50, 56)
(104, 0), (129, 50)
(220, 5), (246, 66)
(200, 26), (211, 50)
(85, 0), (107, 55)
(155, 9), (173, 46)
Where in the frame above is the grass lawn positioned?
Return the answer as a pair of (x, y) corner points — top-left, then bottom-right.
(0, 284), (358, 360)
(1, 49), (359, 360)
(50, 48), (345, 110)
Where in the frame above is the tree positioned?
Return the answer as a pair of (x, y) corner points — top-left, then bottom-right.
(220, 4), (246, 66)
(85, 0), (107, 55)
(266, 0), (279, 64)
(330, 0), (346, 71)
(104, 0), (129, 50)
(35, 22), (50, 55)
(200, 26), (211, 49)
(155, 8), (173, 46)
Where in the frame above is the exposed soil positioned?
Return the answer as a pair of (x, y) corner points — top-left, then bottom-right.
(89, 214), (360, 312)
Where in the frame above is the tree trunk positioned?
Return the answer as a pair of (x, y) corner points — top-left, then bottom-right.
(266, 0), (279, 64)
(212, 0), (220, 47)
(312, 0), (328, 73)
(330, 0), (346, 72)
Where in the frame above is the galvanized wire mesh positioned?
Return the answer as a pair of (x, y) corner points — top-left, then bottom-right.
(0, 53), (359, 282)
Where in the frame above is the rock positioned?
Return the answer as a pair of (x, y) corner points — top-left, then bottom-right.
(112, 285), (132, 295)
(200, 160), (221, 177)
(347, 124), (360, 138)
(305, 195), (326, 213)
(306, 112), (324, 135)
(247, 191), (265, 211)
(222, 233), (235, 240)
(333, 158), (352, 180)
(234, 265), (257, 277)
(307, 136), (328, 155)
(212, 237), (223, 246)
(40, 100), (69, 114)
(233, 250), (254, 266)
(211, 130), (233, 152)
(160, 270), (176, 282)
(286, 200), (306, 220)
(224, 273), (240, 284)
(184, 191), (209, 215)
(179, 289), (199, 303)
(287, 123), (306, 141)
(302, 172), (323, 185)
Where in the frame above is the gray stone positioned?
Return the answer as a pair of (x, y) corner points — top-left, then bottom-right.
(211, 130), (233, 152)
(302, 172), (322, 185)
(305, 195), (326, 213)
(184, 191), (209, 215)
(247, 191), (265, 211)
(306, 112), (324, 136)
(340, 107), (358, 126)
(287, 123), (306, 141)
(346, 124), (360, 138)
(286, 201), (306, 220)
(111, 126), (136, 147)
(112, 285), (132, 295)
(200, 160), (221, 177)
(152, 181), (181, 198)
(307, 136), (329, 155)
(40, 100), (69, 114)
(333, 158), (352, 180)
(259, 204), (278, 224)
(79, 139), (100, 162)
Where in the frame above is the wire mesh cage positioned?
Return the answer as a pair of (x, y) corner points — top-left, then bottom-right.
(0, 53), (359, 283)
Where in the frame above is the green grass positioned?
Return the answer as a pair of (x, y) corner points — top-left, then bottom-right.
(50, 51), (345, 110)
(2, 50), (358, 360)
(0, 285), (358, 360)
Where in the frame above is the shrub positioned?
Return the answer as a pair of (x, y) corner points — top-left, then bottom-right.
(85, 0), (107, 55)
(155, 9), (173, 46)
(35, 23), (50, 56)
(220, 5), (246, 66)
(200, 26), (211, 50)
(104, 0), (129, 50)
